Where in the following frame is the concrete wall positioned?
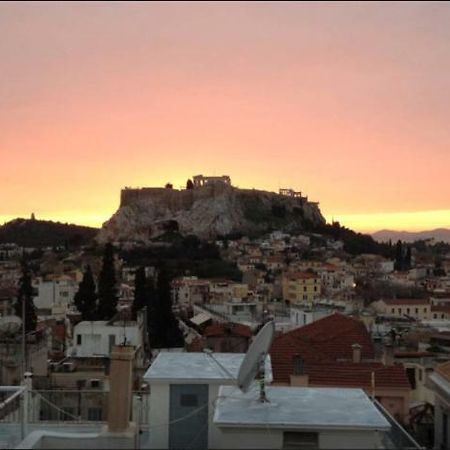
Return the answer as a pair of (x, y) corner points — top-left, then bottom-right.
(210, 427), (382, 449)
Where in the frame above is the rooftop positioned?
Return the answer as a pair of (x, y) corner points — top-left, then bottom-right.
(214, 385), (390, 431)
(270, 313), (375, 383)
(382, 298), (429, 306)
(144, 352), (272, 383)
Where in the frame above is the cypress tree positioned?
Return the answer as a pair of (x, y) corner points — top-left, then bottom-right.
(148, 267), (184, 348)
(73, 265), (97, 321)
(394, 240), (404, 271)
(97, 243), (118, 320)
(14, 261), (37, 333)
(186, 179), (194, 190)
(132, 267), (147, 319)
(405, 246), (412, 270)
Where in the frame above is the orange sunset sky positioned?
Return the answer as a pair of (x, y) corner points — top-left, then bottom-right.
(1, 1), (449, 233)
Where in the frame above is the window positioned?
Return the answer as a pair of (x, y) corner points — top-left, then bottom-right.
(406, 308), (410, 314)
(398, 308), (401, 314)
(415, 308), (419, 314)
(87, 408), (103, 421)
(283, 432), (318, 449)
(303, 295), (308, 300)
(314, 286), (317, 292)
(180, 394), (198, 407)
(76, 335), (82, 345)
(391, 308), (395, 314)
(303, 286), (307, 292)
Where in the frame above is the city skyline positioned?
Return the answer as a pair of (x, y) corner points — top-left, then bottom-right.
(1, 2), (450, 232)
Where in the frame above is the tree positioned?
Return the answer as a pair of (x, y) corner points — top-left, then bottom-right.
(14, 261), (37, 333)
(97, 243), (118, 320)
(132, 267), (147, 319)
(165, 183), (173, 189)
(147, 267), (184, 349)
(73, 265), (97, 321)
(186, 179), (194, 190)
(404, 246), (412, 270)
(394, 240), (404, 271)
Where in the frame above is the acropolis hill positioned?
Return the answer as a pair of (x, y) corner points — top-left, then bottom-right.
(97, 175), (326, 243)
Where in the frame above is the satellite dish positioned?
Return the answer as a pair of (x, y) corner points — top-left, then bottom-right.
(237, 320), (275, 394)
(0, 316), (22, 336)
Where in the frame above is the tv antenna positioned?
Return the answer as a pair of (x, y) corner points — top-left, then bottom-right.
(237, 320), (275, 402)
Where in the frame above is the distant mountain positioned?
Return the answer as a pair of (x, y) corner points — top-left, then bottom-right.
(372, 228), (450, 243)
(0, 218), (98, 248)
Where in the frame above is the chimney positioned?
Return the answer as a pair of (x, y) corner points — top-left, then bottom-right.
(352, 343), (362, 363)
(107, 345), (135, 433)
(383, 343), (394, 366)
(290, 354), (308, 386)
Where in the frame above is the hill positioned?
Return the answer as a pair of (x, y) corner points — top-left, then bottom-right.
(0, 218), (98, 248)
(97, 183), (325, 243)
(372, 228), (450, 244)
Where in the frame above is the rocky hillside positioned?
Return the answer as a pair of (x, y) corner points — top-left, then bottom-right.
(97, 184), (325, 243)
(0, 218), (98, 248)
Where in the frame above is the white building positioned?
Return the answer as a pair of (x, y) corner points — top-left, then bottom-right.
(214, 386), (389, 449)
(144, 352), (268, 449)
(33, 277), (78, 316)
(144, 352), (392, 449)
(290, 306), (333, 328)
(68, 315), (146, 364)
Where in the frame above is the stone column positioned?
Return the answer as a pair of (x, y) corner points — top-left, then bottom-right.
(108, 345), (135, 433)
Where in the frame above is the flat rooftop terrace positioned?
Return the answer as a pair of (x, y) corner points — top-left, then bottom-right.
(144, 352), (272, 383)
(214, 386), (390, 431)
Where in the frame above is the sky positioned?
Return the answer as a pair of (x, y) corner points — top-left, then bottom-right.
(1, 1), (449, 233)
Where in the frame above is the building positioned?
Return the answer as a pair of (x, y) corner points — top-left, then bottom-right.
(67, 311), (147, 369)
(33, 276), (78, 317)
(213, 385), (390, 449)
(171, 276), (210, 307)
(143, 351), (394, 449)
(373, 299), (431, 320)
(143, 352), (270, 449)
(192, 175), (231, 187)
(282, 271), (321, 303)
(428, 361), (450, 449)
(270, 313), (411, 423)
(188, 322), (252, 353)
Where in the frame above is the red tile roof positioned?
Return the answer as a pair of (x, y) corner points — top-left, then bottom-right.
(305, 362), (411, 389)
(382, 298), (429, 306)
(271, 313), (373, 381)
(203, 322), (252, 338)
(270, 313), (410, 389)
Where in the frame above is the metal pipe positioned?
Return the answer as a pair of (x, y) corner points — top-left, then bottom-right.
(0, 386), (26, 409)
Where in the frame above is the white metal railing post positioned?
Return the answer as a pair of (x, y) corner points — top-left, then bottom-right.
(22, 372), (32, 440)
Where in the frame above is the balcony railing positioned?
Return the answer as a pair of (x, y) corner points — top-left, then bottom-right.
(373, 399), (425, 450)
